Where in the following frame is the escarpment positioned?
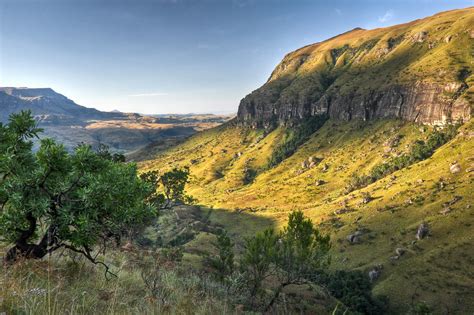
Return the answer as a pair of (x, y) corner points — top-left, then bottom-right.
(237, 7), (473, 127)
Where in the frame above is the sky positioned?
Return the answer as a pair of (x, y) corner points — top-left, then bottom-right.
(0, 0), (472, 114)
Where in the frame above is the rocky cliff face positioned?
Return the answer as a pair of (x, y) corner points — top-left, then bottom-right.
(238, 7), (473, 127)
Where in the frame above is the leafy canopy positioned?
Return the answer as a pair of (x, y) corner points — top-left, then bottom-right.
(0, 111), (189, 272)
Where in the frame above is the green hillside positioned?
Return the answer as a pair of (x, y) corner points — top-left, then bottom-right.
(136, 9), (474, 313)
(140, 117), (474, 313)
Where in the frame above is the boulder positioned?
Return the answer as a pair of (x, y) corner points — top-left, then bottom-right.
(450, 163), (461, 174)
(347, 230), (363, 244)
(412, 31), (428, 43)
(315, 179), (325, 186)
(416, 223), (429, 240)
(395, 248), (406, 256)
(368, 265), (383, 282)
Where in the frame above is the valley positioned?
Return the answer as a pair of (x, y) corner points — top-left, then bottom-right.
(1, 5), (473, 315)
(0, 87), (233, 153)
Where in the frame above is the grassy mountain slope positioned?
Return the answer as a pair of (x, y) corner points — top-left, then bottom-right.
(238, 7), (473, 125)
(138, 8), (474, 312)
(140, 118), (474, 313)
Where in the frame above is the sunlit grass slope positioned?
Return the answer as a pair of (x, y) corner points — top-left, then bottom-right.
(140, 118), (474, 313)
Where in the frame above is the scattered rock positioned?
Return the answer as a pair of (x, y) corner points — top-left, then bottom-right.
(439, 207), (452, 215)
(412, 31), (428, 43)
(334, 208), (352, 215)
(444, 195), (462, 207)
(301, 160), (309, 169)
(445, 35), (453, 43)
(416, 223), (429, 240)
(321, 163), (329, 172)
(347, 230), (363, 244)
(361, 192), (372, 204)
(416, 179), (424, 184)
(368, 265), (383, 282)
(395, 248), (406, 256)
(450, 163), (461, 174)
(315, 179), (325, 186)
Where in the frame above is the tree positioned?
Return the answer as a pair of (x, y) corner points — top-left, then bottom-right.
(240, 211), (330, 311)
(209, 229), (235, 280)
(266, 210), (331, 311)
(0, 111), (189, 275)
(241, 229), (278, 307)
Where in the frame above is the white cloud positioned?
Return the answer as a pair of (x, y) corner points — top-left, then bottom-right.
(378, 10), (394, 23)
(128, 92), (168, 97)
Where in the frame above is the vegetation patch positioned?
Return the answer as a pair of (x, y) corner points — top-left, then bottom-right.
(267, 114), (328, 168)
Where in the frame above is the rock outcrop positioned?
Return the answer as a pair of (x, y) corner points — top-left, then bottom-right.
(237, 8), (473, 127)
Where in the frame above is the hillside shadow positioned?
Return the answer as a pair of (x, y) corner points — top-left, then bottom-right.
(200, 206), (277, 242)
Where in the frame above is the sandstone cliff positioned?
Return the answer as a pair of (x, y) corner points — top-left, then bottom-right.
(238, 7), (473, 126)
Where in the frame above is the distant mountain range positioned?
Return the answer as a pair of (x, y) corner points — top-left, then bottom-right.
(0, 87), (124, 124)
(0, 87), (232, 153)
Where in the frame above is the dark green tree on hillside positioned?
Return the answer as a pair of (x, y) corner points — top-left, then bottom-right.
(0, 111), (189, 272)
(240, 210), (331, 311)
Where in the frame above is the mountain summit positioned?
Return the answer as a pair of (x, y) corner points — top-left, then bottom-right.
(238, 7), (473, 127)
(0, 87), (119, 123)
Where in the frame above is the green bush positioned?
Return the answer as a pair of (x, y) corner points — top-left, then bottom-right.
(268, 115), (328, 168)
(346, 124), (459, 192)
(321, 270), (388, 315)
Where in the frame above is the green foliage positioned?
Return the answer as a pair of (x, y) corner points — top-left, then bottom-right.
(346, 124), (459, 192)
(140, 167), (192, 207)
(240, 211), (331, 310)
(0, 111), (189, 269)
(321, 270), (388, 315)
(268, 115), (328, 168)
(160, 167), (191, 205)
(275, 210), (331, 284)
(209, 230), (235, 279)
(240, 228), (277, 297)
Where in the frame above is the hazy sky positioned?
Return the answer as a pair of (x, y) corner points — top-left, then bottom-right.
(1, 0), (472, 114)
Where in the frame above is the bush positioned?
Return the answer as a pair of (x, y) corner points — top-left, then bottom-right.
(209, 230), (235, 280)
(346, 125), (459, 192)
(240, 210), (331, 311)
(321, 270), (388, 314)
(268, 115), (328, 168)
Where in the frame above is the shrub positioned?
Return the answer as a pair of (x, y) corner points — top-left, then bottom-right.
(240, 211), (331, 311)
(268, 115), (328, 168)
(209, 230), (235, 280)
(346, 124), (459, 192)
(321, 270), (388, 314)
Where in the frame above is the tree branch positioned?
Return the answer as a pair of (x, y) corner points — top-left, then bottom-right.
(63, 244), (117, 279)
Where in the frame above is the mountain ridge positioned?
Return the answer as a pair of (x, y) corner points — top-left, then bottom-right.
(237, 7), (473, 127)
(0, 87), (123, 124)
